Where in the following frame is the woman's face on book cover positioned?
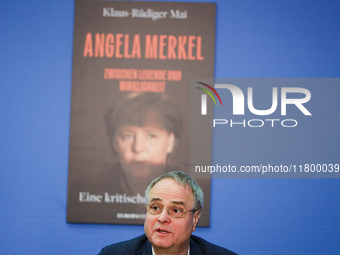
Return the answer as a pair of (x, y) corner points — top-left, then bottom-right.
(114, 121), (175, 179)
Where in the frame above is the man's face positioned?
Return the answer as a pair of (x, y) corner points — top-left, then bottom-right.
(114, 123), (175, 179)
(144, 178), (201, 254)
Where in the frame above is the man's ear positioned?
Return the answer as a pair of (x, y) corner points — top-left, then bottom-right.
(192, 210), (202, 232)
(166, 133), (175, 154)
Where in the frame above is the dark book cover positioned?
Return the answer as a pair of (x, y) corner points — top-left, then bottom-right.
(67, 0), (216, 225)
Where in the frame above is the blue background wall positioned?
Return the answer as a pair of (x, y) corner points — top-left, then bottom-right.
(1, 0), (340, 254)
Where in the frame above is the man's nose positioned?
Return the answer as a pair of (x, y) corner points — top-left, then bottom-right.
(132, 133), (146, 153)
(157, 208), (171, 223)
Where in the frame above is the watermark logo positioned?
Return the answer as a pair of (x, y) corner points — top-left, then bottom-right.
(196, 82), (222, 115)
(211, 84), (312, 116)
(194, 79), (312, 128)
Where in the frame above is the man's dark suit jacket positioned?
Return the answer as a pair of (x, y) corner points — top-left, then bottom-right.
(98, 234), (237, 255)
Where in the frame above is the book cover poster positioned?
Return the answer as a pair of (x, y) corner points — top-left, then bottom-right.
(67, 0), (215, 225)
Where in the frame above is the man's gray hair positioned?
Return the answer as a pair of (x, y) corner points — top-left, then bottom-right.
(145, 171), (204, 210)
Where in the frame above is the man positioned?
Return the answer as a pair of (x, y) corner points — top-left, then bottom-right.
(98, 171), (237, 255)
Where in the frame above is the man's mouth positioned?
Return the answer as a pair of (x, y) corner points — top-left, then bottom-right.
(156, 228), (170, 234)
